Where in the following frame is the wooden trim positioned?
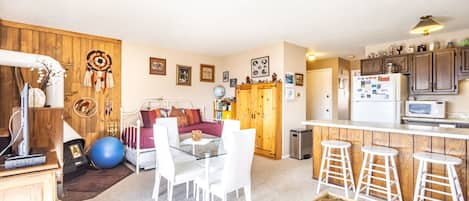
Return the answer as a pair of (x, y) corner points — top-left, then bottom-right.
(0, 19), (121, 44)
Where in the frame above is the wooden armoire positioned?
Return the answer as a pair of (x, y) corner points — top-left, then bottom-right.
(235, 82), (282, 160)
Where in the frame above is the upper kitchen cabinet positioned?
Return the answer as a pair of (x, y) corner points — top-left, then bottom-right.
(383, 54), (411, 74)
(457, 47), (469, 79)
(360, 58), (383, 75)
(433, 49), (457, 93)
(412, 52), (433, 94)
(411, 49), (458, 95)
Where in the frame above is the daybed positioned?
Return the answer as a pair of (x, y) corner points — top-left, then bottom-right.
(120, 98), (222, 174)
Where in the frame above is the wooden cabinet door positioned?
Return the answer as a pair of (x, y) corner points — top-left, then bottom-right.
(256, 86), (276, 153)
(384, 55), (409, 74)
(461, 47), (469, 73)
(412, 52), (433, 94)
(433, 49), (457, 93)
(236, 86), (252, 129)
(361, 58), (383, 75)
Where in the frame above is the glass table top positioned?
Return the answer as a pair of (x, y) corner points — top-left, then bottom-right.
(170, 137), (226, 160)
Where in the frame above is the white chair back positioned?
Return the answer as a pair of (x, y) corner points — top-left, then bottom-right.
(221, 129), (256, 192)
(156, 117), (180, 148)
(221, 120), (240, 152)
(153, 125), (175, 179)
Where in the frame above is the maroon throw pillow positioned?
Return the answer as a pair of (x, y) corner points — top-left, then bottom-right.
(191, 109), (202, 124)
(140, 109), (162, 128)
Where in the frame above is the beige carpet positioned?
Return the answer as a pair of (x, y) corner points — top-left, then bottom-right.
(87, 156), (344, 201)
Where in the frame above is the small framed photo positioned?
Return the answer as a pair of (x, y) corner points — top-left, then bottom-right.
(223, 71), (229, 82)
(251, 56), (269, 78)
(285, 73), (294, 85)
(200, 64), (215, 82)
(286, 87), (295, 101)
(176, 65), (192, 86)
(230, 78), (237, 88)
(295, 73), (304, 86)
(149, 57), (166, 75)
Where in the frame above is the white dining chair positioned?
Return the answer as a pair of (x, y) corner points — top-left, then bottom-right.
(195, 128), (255, 201)
(220, 120), (241, 152)
(152, 125), (205, 201)
(156, 117), (181, 148)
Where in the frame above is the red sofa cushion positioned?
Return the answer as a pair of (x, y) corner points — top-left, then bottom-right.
(185, 109), (202, 125)
(178, 122), (223, 137)
(140, 109), (162, 128)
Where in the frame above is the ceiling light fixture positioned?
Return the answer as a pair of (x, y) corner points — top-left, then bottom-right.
(306, 53), (316, 61)
(410, 15), (443, 36)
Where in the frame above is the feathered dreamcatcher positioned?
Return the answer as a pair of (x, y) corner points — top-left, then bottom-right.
(83, 50), (114, 92)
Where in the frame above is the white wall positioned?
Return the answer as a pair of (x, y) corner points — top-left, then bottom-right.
(283, 42), (307, 158)
(365, 29), (469, 115)
(121, 41), (224, 118)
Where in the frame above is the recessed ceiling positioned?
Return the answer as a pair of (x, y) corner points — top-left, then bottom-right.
(1, 0), (469, 58)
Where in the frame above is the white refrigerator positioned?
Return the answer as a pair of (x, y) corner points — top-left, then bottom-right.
(351, 73), (408, 124)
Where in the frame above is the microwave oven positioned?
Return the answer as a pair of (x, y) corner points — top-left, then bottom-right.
(405, 101), (446, 119)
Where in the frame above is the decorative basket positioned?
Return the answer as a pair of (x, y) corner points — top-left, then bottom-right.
(192, 130), (202, 141)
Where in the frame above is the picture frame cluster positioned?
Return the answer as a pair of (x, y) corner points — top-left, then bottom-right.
(149, 57), (217, 86)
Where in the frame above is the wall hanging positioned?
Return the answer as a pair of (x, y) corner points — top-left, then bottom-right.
(251, 56), (269, 78)
(73, 97), (98, 118)
(83, 50), (114, 92)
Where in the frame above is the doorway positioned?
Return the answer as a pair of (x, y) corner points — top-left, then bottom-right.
(307, 68), (333, 120)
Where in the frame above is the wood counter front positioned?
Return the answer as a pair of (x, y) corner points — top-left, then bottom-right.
(309, 126), (468, 201)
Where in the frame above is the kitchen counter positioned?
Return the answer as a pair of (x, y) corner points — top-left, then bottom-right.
(302, 120), (469, 139)
(304, 119), (469, 201)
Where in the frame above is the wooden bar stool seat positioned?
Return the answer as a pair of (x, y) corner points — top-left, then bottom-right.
(355, 146), (403, 201)
(316, 140), (355, 198)
(413, 152), (464, 201)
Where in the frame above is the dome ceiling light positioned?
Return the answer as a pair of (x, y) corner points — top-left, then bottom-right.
(410, 15), (444, 36)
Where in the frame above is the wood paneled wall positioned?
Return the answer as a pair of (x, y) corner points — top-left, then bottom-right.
(312, 126), (468, 201)
(0, 20), (121, 148)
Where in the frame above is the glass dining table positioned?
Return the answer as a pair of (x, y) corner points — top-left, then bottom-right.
(171, 136), (227, 160)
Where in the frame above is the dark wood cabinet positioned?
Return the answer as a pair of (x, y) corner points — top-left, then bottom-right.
(433, 49), (456, 93)
(383, 54), (411, 74)
(412, 52), (433, 94)
(360, 58), (383, 75)
(411, 49), (458, 95)
(458, 47), (469, 79)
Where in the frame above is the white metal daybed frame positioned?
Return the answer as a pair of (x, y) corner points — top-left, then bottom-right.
(120, 98), (200, 174)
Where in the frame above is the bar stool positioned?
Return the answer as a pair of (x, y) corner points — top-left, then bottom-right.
(316, 140), (355, 198)
(355, 146), (403, 201)
(413, 152), (464, 201)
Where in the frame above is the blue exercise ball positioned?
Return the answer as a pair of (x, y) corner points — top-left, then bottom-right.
(89, 137), (124, 169)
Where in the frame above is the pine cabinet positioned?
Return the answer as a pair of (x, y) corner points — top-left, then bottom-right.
(235, 82), (282, 159)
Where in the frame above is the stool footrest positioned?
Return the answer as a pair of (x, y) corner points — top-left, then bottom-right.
(417, 195), (443, 201)
(364, 168), (386, 175)
(422, 178), (451, 187)
(326, 157), (345, 163)
(423, 187), (452, 196)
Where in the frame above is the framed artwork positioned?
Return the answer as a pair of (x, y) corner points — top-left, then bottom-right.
(295, 73), (304, 86)
(200, 64), (215, 82)
(149, 57), (166, 75)
(286, 87), (295, 101)
(223, 71), (229, 82)
(251, 56), (269, 78)
(230, 78), (237, 88)
(285, 73), (294, 85)
(176, 65), (192, 86)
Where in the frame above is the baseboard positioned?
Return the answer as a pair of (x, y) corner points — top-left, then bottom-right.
(282, 155), (290, 159)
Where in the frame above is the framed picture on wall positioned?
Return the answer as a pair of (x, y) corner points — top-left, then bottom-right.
(176, 65), (192, 86)
(285, 73), (294, 85)
(149, 57), (166, 75)
(200, 64), (215, 82)
(223, 71), (229, 82)
(230, 78), (237, 88)
(251, 56), (269, 78)
(295, 73), (304, 86)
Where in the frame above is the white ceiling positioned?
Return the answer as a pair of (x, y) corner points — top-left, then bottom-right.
(1, 0), (469, 58)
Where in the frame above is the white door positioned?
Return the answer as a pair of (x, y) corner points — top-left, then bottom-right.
(307, 68), (333, 120)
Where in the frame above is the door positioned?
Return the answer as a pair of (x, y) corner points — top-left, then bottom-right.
(361, 58), (383, 75)
(433, 49), (456, 93)
(412, 52), (433, 94)
(236, 86), (252, 129)
(307, 69), (333, 120)
(256, 86), (275, 153)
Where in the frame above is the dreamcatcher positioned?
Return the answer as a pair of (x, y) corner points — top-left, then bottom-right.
(83, 50), (114, 92)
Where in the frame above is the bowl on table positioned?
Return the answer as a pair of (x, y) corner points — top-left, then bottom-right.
(192, 130), (202, 141)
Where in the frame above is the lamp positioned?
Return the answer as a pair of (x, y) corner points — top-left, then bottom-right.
(306, 53), (316, 61)
(410, 15), (443, 36)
